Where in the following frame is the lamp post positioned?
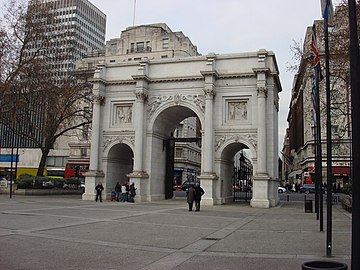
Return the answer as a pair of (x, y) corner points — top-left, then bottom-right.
(348, 1), (360, 269)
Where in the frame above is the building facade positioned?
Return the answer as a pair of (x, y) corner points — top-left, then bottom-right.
(285, 14), (352, 189)
(0, 0), (106, 177)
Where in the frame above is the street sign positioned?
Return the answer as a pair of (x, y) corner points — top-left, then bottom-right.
(0, 155), (19, 162)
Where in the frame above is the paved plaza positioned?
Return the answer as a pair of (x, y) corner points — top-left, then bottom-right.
(0, 194), (351, 270)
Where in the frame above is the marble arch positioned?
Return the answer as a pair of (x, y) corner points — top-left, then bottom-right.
(82, 49), (282, 208)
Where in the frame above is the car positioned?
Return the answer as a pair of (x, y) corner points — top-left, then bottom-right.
(278, 186), (286, 193)
(181, 181), (197, 191)
(299, 184), (315, 194)
(299, 184), (327, 194)
(232, 185), (241, 192)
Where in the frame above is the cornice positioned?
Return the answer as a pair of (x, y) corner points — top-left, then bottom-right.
(90, 73), (257, 86)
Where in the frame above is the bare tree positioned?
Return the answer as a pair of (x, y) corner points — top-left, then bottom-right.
(0, 0), (93, 176)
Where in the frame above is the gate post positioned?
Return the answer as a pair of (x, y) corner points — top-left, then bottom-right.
(128, 171), (149, 203)
(83, 170), (105, 201)
(198, 173), (219, 205)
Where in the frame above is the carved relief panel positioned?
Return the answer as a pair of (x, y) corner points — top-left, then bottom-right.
(225, 99), (249, 124)
(112, 103), (133, 127)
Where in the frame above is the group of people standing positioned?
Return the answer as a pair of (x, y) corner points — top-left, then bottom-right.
(186, 182), (205, 211)
(114, 182), (136, 202)
(94, 182), (136, 203)
(96, 181), (205, 211)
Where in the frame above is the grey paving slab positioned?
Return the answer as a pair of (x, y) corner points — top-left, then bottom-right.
(0, 195), (352, 269)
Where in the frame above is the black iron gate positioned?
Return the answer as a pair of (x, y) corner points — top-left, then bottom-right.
(233, 152), (253, 202)
(163, 134), (201, 199)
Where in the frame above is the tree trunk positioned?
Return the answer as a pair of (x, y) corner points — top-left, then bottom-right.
(37, 147), (50, 176)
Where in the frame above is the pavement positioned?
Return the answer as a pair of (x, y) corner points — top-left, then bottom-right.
(0, 194), (352, 270)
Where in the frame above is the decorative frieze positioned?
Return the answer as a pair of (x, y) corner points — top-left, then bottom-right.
(103, 135), (135, 151)
(147, 94), (205, 118)
(215, 134), (257, 152)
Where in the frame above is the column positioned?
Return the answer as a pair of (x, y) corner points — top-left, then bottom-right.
(256, 85), (267, 175)
(83, 68), (105, 201)
(203, 86), (215, 174)
(128, 61), (150, 202)
(89, 95), (103, 171)
(198, 53), (219, 205)
(250, 56), (273, 208)
(133, 89), (147, 173)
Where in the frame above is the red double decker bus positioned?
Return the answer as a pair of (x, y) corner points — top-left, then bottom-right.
(64, 161), (89, 179)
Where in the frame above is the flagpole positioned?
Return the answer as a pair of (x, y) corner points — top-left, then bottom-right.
(133, 0), (136, 26)
(348, 0), (360, 269)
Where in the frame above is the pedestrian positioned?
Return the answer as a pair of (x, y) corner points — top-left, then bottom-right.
(95, 183), (104, 202)
(128, 182), (136, 203)
(186, 184), (196, 211)
(120, 183), (128, 202)
(194, 182), (205, 211)
(114, 182), (121, 201)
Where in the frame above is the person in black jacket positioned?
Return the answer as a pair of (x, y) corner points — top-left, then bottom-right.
(194, 182), (205, 211)
(95, 183), (104, 202)
(114, 182), (121, 201)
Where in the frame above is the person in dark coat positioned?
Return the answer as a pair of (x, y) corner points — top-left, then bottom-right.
(95, 183), (104, 202)
(194, 182), (205, 211)
(186, 185), (196, 211)
(114, 182), (121, 201)
(128, 182), (136, 203)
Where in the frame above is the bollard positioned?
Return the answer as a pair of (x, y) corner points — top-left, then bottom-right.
(305, 199), (313, 213)
(302, 260), (347, 269)
(287, 195), (289, 201)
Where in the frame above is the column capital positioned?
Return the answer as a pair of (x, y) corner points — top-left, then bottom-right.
(94, 95), (105, 105)
(257, 87), (268, 98)
(135, 89), (148, 101)
(204, 85), (216, 98)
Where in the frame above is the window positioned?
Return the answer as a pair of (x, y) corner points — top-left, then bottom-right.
(162, 38), (169, 49)
(136, 42), (144, 52)
(46, 156), (67, 167)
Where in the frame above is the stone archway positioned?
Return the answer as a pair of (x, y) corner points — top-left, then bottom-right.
(133, 103), (203, 202)
(215, 138), (256, 204)
(83, 49), (281, 208)
(103, 143), (134, 199)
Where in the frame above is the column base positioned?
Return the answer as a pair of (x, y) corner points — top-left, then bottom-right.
(82, 170), (105, 201)
(250, 174), (279, 208)
(197, 173), (219, 205)
(127, 171), (149, 203)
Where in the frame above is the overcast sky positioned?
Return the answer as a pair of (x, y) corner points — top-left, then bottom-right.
(1, 0), (342, 151)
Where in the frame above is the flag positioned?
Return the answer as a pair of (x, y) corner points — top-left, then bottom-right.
(281, 151), (293, 166)
(321, 0), (334, 24)
(310, 24), (323, 126)
(311, 24), (322, 80)
(311, 75), (317, 125)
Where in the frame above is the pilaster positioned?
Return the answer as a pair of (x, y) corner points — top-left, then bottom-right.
(132, 60), (149, 174)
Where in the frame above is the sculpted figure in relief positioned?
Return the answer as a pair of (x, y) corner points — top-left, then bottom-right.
(116, 106), (132, 124)
(229, 102), (247, 121)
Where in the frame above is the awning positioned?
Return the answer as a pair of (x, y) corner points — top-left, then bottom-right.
(332, 167), (350, 176)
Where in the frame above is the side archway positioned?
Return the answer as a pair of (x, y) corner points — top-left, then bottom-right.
(103, 143), (134, 199)
(215, 138), (256, 204)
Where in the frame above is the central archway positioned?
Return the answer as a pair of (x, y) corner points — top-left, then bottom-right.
(147, 104), (203, 200)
